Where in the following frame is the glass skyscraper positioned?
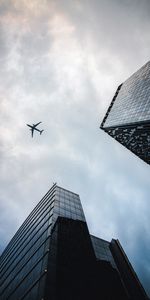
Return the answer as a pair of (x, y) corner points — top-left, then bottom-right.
(100, 61), (150, 164)
(0, 184), (148, 299)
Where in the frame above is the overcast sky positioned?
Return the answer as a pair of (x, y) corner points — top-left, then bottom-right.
(0, 0), (150, 295)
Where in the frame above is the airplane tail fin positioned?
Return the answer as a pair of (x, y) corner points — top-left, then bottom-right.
(40, 130), (44, 135)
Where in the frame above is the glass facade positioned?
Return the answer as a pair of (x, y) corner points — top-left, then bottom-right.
(0, 185), (85, 300)
(90, 235), (117, 269)
(52, 186), (86, 225)
(0, 184), (148, 299)
(103, 61), (150, 127)
(101, 61), (150, 165)
(0, 184), (56, 300)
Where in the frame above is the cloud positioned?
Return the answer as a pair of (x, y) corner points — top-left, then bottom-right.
(0, 0), (150, 295)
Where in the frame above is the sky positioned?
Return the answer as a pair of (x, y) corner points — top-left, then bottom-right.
(0, 0), (150, 295)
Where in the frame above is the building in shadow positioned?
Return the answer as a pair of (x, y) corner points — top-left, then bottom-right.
(0, 184), (148, 299)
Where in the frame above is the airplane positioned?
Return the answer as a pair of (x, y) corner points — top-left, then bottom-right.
(26, 122), (44, 137)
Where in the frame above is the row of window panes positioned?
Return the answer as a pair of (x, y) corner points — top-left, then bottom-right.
(56, 194), (80, 204)
(54, 206), (84, 217)
(5, 253), (48, 300)
(4, 194), (53, 258)
(94, 246), (109, 255)
(92, 244), (116, 261)
(0, 193), (55, 268)
(104, 82), (150, 127)
(61, 205), (83, 214)
(93, 247), (110, 254)
(55, 202), (83, 212)
(61, 200), (81, 207)
(21, 280), (39, 300)
(1, 185), (55, 262)
(1, 226), (51, 287)
(56, 188), (79, 200)
(5, 251), (48, 300)
(111, 101), (150, 111)
(55, 199), (82, 209)
(53, 211), (85, 221)
(22, 272), (46, 300)
(107, 105), (150, 122)
(110, 103), (150, 114)
(2, 213), (52, 279)
(1, 219), (49, 282)
(57, 186), (78, 196)
(1, 238), (48, 294)
(107, 105), (150, 117)
(95, 251), (115, 262)
(18, 203), (53, 242)
(57, 198), (81, 206)
(1, 200), (54, 270)
(91, 238), (109, 247)
(1, 212), (53, 277)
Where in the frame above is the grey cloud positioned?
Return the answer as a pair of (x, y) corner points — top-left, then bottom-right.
(0, 0), (150, 296)
(54, 0), (150, 75)
(0, 0), (15, 16)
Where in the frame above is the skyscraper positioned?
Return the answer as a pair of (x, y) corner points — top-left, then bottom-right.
(100, 61), (150, 164)
(0, 184), (148, 299)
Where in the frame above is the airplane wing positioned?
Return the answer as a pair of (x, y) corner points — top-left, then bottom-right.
(27, 124), (33, 128)
(34, 122), (42, 127)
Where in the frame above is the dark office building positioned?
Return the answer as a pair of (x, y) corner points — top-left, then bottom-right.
(0, 184), (148, 299)
(100, 61), (150, 164)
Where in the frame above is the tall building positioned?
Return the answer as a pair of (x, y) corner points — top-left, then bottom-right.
(0, 184), (148, 299)
(100, 61), (150, 164)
